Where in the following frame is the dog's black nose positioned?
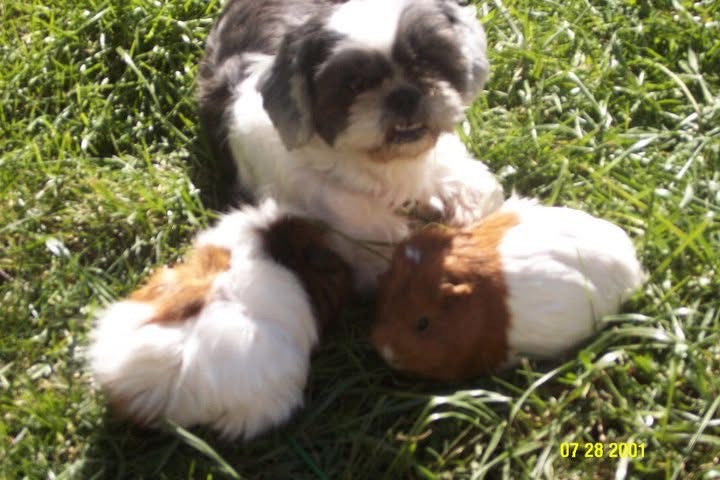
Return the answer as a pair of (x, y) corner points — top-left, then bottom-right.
(386, 86), (421, 118)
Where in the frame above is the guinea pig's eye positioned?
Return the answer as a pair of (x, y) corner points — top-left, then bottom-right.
(415, 316), (430, 333)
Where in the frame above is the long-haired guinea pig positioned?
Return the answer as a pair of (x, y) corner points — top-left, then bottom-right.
(371, 197), (643, 382)
(88, 199), (352, 439)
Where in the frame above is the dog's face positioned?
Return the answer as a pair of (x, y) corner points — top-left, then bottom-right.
(259, 0), (489, 161)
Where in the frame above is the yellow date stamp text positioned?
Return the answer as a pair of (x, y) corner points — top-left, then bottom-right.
(559, 442), (646, 459)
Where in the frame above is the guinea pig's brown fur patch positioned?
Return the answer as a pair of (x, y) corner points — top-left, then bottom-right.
(373, 210), (520, 381)
(442, 211), (518, 377)
(262, 217), (353, 332)
(130, 245), (232, 324)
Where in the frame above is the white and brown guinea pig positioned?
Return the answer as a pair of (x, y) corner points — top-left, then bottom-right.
(371, 197), (644, 382)
(88, 199), (352, 439)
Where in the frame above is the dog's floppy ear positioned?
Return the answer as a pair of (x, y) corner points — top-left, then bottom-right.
(258, 21), (338, 150)
(443, 2), (489, 103)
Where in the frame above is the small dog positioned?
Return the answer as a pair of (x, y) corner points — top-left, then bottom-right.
(198, 0), (504, 289)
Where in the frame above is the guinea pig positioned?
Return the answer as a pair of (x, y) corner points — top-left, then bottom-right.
(371, 197), (644, 382)
(88, 199), (353, 439)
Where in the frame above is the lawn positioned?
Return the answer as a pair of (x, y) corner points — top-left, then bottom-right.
(1, 0), (719, 478)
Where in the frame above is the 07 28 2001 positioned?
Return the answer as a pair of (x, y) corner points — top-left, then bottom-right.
(559, 442), (646, 459)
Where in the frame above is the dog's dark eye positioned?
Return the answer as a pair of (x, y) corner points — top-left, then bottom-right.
(347, 77), (368, 94)
(415, 316), (430, 333)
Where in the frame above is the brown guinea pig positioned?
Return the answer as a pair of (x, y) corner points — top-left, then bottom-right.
(371, 198), (643, 382)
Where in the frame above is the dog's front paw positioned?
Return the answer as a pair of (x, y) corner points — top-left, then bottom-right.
(430, 164), (504, 227)
(396, 198), (444, 231)
(423, 135), (505, 227)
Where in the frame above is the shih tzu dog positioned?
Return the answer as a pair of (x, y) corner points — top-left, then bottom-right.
(198, 0), (504, 289)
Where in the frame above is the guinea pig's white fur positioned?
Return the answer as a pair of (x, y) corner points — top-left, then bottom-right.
(499, 198), (644, 361)
(88, 200), (318, 440)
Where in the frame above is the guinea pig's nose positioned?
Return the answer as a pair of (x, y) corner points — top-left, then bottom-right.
(370, 327), (393, 359)
(385, 86), (421, 118)
(379, 344), (397, 366)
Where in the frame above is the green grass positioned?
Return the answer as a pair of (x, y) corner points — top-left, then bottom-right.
(1, 0), (719, 478)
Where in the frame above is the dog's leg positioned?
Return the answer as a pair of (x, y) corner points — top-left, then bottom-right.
(419, 134), (505, 227)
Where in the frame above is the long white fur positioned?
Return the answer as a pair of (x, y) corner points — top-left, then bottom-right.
(88, 200), (319, 440)
(497, 198), (644, 360)
(327, 0), (407, 54)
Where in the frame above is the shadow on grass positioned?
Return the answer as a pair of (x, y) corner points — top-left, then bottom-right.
(186, 124), (253, 214)
(78, 414), (329, 479)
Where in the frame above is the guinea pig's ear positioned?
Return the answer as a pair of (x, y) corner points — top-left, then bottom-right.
(440, 282), (473, 296)
(258, 20), (335, 150)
